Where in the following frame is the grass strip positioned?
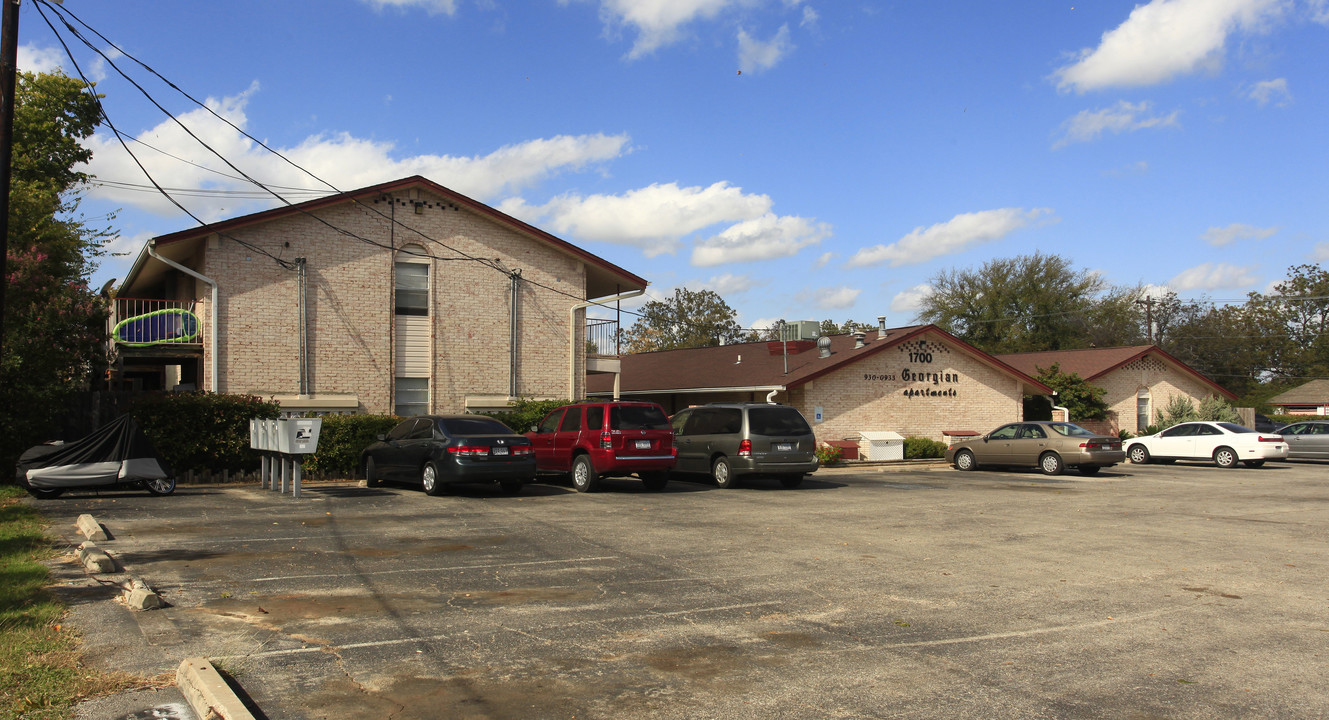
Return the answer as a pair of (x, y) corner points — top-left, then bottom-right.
(0, 486), (166, 720)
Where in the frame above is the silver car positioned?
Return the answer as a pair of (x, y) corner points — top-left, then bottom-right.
(946, 421), (1125, 476)
(669, 403), (819, 488)
(1275, 420), (1329, 460)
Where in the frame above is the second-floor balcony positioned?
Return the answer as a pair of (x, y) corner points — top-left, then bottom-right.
(109, 298), (203, 353)
(586, 318), (621, 358)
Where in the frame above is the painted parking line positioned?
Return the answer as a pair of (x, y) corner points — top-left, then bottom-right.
(249, 555), (624, 582)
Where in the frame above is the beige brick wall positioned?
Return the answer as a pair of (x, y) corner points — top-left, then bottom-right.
(782, 333), (1028, 445)
(201, 189), (591, 414)
(1092, 354), (1225, 434)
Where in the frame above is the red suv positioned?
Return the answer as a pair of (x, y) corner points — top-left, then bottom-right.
(525, 402), (676, 492)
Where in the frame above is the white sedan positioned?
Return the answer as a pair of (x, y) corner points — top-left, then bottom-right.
(1124, 421), (1288, 468)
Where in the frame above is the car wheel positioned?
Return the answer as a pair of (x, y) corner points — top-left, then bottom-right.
(364, 457), (381, 487)
(640, 471), (668, 492)
(1213, 446), (1238, 469)
(1243, 460), (1266, 468)
(954, 449), (977, 471)
(422, 462), (445, 495)
(712, 456), (735, 488)
(499, 480), (524, 495)
(142, 477), (177, 496)
(1127, 444), (1150, 464)
(778, 474), (804, 488)
(1079, 465), (1101, 476)
(1039, 452), (1064, 476)
(571, 455), (599, 493)
(25, 487), (64, 499)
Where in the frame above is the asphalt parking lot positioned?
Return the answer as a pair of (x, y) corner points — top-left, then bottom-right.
(38, 460), (1329, 720)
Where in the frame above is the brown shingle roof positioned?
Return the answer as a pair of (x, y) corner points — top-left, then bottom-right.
(1268, 379), (1329, 405)
(995, 345), (1236, 401)
(587, 325), (1052, 395)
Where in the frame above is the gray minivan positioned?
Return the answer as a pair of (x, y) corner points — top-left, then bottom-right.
(669, 402), (819, 488)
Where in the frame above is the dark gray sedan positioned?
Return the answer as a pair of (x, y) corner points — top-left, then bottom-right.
(1275, 420), (1329, 460)
(946, 421), (1125, 476)
(362, 415), (536, 495)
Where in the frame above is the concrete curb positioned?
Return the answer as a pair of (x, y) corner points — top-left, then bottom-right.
(121, 577), (165, 610)
(77, 513), (108, 541)
(76, 541), (116, 573)
(177, 657), (256, 720)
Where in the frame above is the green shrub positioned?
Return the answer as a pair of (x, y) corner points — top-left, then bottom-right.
(815, 444), (843, 467)
(479, 397), (573, 433)
(302, 414), (401, 477)
(130, 392), (280, 474)
(904, 436), (948, 459)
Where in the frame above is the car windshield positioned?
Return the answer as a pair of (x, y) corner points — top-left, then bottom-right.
(1217, 422), (1254, 433)
(438, 417), (512, 436)
(748, 407), (811, 435)
(610, 405), (670, 430)
(1048, 423), (1096, 437)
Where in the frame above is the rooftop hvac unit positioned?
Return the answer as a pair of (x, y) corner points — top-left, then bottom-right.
(780, 320), (821, 341)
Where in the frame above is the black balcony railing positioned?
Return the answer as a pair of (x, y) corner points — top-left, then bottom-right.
(586, 318), (620, 357)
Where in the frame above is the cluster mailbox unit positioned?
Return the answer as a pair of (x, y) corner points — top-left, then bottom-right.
(249, 418), (323, 498)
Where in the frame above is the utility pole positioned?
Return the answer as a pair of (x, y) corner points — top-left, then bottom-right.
(1135, 297), (1155, 345)
(0, 0), (20, 363)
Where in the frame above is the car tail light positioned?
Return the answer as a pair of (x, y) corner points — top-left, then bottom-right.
(599, 431), (614, 449)
(738, 439), (752, 457)
(448, 446), (487, 457)
(1080, 441), (1100, 449)
(512, 445), (533, 456)
(1257, 435), (1283, 443)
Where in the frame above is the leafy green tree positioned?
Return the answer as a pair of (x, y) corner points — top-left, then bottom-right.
(917, 252), (1146, 354)
(819, 318), (873, 336)
(1, 71), (112, 468)
(621, 288), (748, 353)
(1032, 363), (1109, 421)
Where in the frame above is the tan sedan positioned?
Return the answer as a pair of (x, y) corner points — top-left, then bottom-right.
(945, 421), (1125, 476)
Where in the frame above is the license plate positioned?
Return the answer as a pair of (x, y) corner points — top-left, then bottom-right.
(491, 446), (509, 456)
(775, 443), (793, 452)
(635, 440), (651, 450)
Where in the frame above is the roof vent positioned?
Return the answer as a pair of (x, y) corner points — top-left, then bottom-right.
(817, 335), (832, 359)
(877, 315), (888, 340)
(853, 331), (867, 349)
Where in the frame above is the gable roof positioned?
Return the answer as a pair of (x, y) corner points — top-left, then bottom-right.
(120, 175), (647, 299)
(1268, 379), (1329, 405)
(587, 325), (1052, 396)
(995, 345), (1236, 401)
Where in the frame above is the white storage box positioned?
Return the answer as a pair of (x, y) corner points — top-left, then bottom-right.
(858, 431), (905, 461)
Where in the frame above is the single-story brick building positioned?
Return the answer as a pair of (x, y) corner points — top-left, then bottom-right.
(110, 176), (646, 415)
(1267, 379), (1329, 416)
(995, 345), (1237, 435)
(585, 322), (1052, 447)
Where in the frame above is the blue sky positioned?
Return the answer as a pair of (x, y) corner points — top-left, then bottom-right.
(17, 0), (1329, 330)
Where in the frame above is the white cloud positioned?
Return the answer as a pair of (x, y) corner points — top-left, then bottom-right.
(18, 44), (65, 74)
(361, 0), (459, 13)
(849, 208), (1055, 268)
(737, 24), (794, 73)
(591, 0), (740, 58)
(699, 272), (762, 294)
(1201, 223), (1278, 246)
(1311, 242), (1329, 262)
(1308, 0), (1329, 23)
(814, 251), (835, 268)
(691, 213), (831, 266)
(1246, 77), (1293, 106)
(1054, 101), (1180, 148)
(79, 85), (629, 221)
(1053, 0), (1286, 92)
(505, 181), (772, 257)
(890, 284), (932, 315)
(798, 285), (861, 310)
(800, 5), (819, 27)
(1169, 262), (1260, 290)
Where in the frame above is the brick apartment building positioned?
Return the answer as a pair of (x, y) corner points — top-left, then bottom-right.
(995, 345), (1237, 435)
(585, 323), (1053, 446)
(109, 176), (646, 415)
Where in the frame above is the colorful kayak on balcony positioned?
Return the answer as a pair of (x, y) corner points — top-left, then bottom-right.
(113, 308), (201, 346)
